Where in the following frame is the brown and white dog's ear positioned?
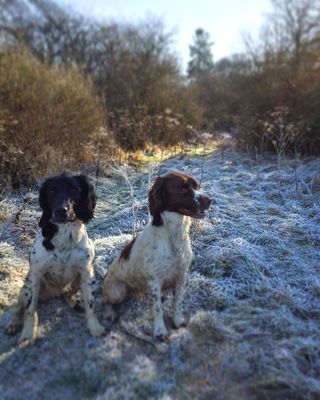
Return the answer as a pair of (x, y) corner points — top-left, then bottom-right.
(148, 176), (165, 226)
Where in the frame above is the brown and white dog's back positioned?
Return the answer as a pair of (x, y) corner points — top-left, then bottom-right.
(103, 172), (212, 340)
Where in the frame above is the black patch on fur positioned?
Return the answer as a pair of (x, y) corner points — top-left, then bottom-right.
(39, 177), (59, 250)
(26, 294), (32, 309)
(120, 238), (136, 260)
(74, 175), (96, 223)
(41, 222), (58, 251)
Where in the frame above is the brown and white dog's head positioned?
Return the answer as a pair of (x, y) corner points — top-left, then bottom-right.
(148, 172), (212, 226)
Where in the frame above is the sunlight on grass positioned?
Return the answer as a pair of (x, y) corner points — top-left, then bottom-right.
(128, 141), (220, 165)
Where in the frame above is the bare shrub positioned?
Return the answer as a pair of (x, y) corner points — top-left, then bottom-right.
(235, 107), (306, 162)
(0, 49), (107, 188)
(108, 106), (197, 151)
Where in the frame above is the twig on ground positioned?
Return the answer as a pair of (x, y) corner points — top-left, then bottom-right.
(112, 164), (137, 238)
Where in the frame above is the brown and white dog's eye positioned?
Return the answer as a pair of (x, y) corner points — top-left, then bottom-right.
(180, 185), (189, 194)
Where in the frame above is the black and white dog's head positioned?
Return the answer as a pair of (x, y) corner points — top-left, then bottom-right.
(39, 173), (96, 250)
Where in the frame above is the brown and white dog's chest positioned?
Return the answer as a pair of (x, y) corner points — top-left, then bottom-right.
(120, 212), (193, 289)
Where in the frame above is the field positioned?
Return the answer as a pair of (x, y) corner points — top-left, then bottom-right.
(0, 147), (320, 400)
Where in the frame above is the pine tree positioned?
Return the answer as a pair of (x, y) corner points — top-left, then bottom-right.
(187, 28), (214, 79)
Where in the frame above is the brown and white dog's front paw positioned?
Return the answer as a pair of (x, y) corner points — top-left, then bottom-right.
(173, 313), (187, 329)
(154, 322), (169, 341)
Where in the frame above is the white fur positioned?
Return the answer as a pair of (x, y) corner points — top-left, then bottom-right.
(6, 220), (104, 345)
(103, 211), (193, 338)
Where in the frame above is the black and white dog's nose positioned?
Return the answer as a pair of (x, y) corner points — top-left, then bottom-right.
(54, 207), (68, 220)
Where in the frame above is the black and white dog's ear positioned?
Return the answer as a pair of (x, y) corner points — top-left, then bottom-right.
(39, 177), (54, 227)
(74, 175), (96, 223)
(38, 177), (58, 249)
(148, 176), (165, 226)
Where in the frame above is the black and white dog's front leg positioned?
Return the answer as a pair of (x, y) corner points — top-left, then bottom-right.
(148, 281), (168, 340)
(80, 267), (105, 336)
(18, 272), (40, 346)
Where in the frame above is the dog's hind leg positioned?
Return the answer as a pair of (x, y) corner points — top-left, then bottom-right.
(5, 270), (37, 337)
(62, 274), (84, 312)
(5, 292), (25, 336)
(102, 278), (128, 322)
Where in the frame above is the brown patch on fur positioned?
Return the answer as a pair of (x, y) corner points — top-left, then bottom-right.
(162, 276), (179, 291)
(120, 238), (136, 260)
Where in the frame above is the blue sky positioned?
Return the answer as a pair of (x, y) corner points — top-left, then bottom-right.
(56, 0), (272, 69)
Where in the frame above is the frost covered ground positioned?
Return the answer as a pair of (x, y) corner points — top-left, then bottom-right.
(0, 147), (320, 400)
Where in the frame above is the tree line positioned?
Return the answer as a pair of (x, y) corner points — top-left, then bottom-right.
(0, 0), (319, 187)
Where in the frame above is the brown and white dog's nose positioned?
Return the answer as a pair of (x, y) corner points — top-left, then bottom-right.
(200, 195), (212, 209)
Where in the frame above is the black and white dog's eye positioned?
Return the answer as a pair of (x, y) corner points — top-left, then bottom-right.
(72, 187), (79, 193)
(181, 187), (188, 194)
(49, 187), (56, 194)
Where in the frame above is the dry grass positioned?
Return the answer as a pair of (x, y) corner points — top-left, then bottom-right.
(0, 147), (319, 399)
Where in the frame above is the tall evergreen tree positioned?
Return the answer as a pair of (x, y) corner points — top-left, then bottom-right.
(187, 28), (214, 79)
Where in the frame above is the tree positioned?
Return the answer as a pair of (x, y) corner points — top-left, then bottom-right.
(187, 28), (214, 79)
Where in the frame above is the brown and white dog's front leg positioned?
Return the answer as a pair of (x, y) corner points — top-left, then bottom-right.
(18, 273), (40, 346)
(148, 281), (168, 340)
(173, 277), (187, 329)
(81, 268), (105, 336)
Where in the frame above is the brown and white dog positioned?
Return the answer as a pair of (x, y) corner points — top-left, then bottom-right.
(5, 173), (105, 346)
(103, 172), (212, 340)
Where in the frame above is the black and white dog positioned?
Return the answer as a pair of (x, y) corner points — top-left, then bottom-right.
(5, 173), (105, 345)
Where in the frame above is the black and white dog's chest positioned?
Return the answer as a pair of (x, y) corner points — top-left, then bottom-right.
(30, 225), (94, 284)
